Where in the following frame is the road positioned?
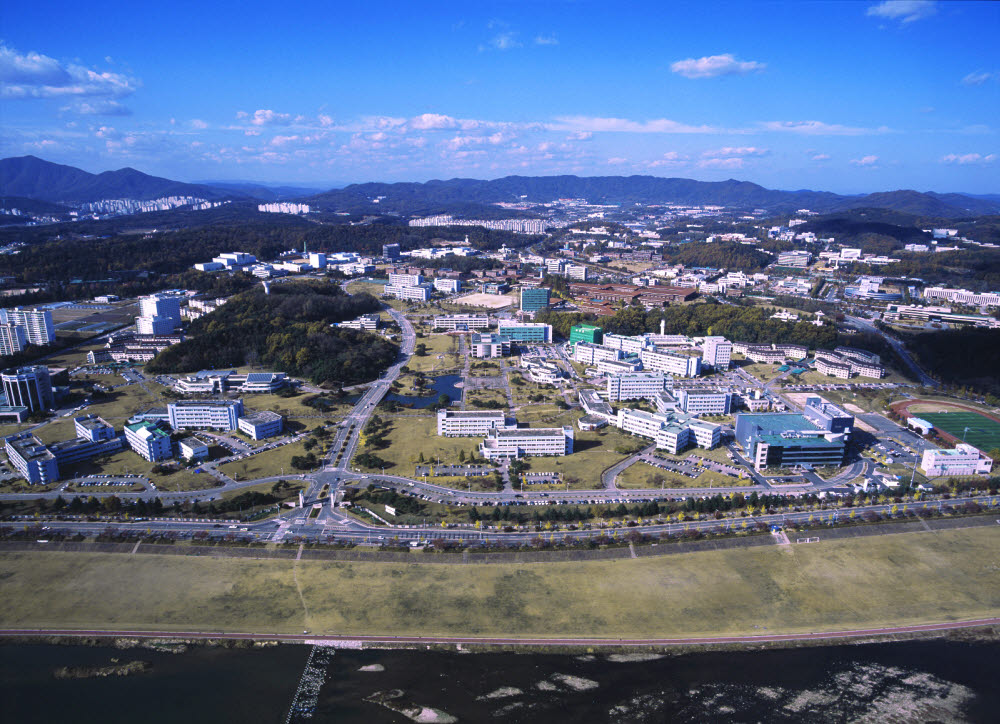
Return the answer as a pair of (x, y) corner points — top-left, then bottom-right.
(3, 617), (998, 648)
(845, 314), (938, 387)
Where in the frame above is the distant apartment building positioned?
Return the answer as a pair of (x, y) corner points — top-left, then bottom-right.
(437, 408), (509, 437)
(167, 399), (244, 431)
(125, 420), (174, 462)
(496, 321), (552, 343)
(0, 323), (27, 356)
(701, 336), (732, 370)
(432, 314), (491, 331)
(0, 307), (55, 346)
(920, 444), (993, 477)
(606, 372), (670, 401)
(479, 426), (574, 460)
(2, 365), (54, 412)
(238, 411), (284, 440)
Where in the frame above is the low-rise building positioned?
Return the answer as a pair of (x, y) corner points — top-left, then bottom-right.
(676, 389), (732, 415)
(496, 321), (552, 343)
(433, 314), (491, 331)
(383, 283), (432, 301)
(433, 278), (462, 294)
(479, 426), (574, 459)
(573, 341), (622, 365)
(4, 432), (59, 484)
(578, 389), (615, 421)
(179, 437), (209, 461)
(238, 410), (284, 440)
(470, 333), (511, 358)
(920, 444), (993, 477)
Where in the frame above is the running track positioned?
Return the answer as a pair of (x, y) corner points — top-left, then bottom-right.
(2, 618), (998, 648)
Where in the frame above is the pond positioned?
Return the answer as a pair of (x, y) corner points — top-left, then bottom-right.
(385, 373), (462, 409)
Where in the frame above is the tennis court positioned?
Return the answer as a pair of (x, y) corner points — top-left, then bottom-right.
(920, 412), (1000, 452)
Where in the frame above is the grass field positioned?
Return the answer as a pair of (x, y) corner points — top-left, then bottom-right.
(919, 412), (1000, 452)
(1, 527), (997, 637)
(407, 335), (460, 373)
(58, 449), (221, 493)
(354, 416), (482, 474)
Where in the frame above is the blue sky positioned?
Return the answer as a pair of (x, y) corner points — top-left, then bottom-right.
(2, 0), (998, 193)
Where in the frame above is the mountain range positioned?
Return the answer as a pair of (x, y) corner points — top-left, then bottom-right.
(3, 155), (999, 218)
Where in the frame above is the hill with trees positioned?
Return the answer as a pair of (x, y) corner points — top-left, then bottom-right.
(146, 281), (397, 387)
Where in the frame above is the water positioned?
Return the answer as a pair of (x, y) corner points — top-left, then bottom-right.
(385, 373), (462, 409)
(2, 639), (998, 723)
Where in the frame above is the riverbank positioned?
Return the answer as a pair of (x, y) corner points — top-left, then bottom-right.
(1, 526), (997, 645)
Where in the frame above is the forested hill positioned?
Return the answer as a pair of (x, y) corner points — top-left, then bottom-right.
(309, 175), (1000, 218)
(146, 281), (397, 387)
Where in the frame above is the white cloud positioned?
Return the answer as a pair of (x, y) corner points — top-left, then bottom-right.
(0, 43), (137, 100)
(534, 35), (558, 46)
(670, 54), (765, 79)
(760, 120), (885, 136)
(697, 157), (744, 169)
(811, 153), (831, 161)
(243, 109), (293, 126)
(702, 146), (768, 157)
(646, 152), (688, 168)
(190, 119), (209, 129)
(318, 114), (334, 127)
(606, 157), (628, 165)
(409, 113), (459, 130)
(483, 32), (521, 51)
(867, 1), (936, 24)
(850, 155), (880, 166)
(567, 131), (592, 141)
(63, 99), (132, 116)
(550, 116), (719, 134)
(941, 153), (996, 165)
(961, 71), (997, 86)
(270, 135), (300, 147)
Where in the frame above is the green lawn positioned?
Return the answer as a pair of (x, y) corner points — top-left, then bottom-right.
(58, 448), (222, 493)
(217, 440), (316, 480)
(407, 334), (460, 373)
(920, 412), (1000, 452)
(2, 527), (997, 637)
(354, 416), (483, 474)
(616, 461), (749, 489)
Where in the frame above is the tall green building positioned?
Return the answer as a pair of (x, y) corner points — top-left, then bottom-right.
(520, 287), (551, 313)
(569, 324), (603, 345)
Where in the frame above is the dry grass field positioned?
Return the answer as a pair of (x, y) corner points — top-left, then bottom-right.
(1, 527), (997, 638)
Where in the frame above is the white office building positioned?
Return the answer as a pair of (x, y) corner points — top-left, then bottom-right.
(433, 314), (490, 330)
(125, 420), (173, 462)
(616, 408), (720, 455)
(479, 426), (574, 460)
(388, 273), (423, 287)
(308, 252), (327, 269)
(597, 358), (643, 375)
(676, 389), (732, 416)
(639, 348), (702, 377)
(607, 372), (669, 401)
(602, 334), (649, 355)
(701, 336), (732, 370)
(238, 410), (284, 440)
(470, 333), (511, 358)
(573, 342), (622, 365)
(383, 283), (431, 301)
(437, 408), (509, 437)
(920, 444), (993, 477)
(167, 399), (244, 431)
(433, 278), (462, 294)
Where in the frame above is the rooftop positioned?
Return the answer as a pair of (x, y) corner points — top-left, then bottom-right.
(239, 410), (282, 424)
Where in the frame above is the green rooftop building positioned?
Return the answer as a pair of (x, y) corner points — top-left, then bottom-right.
(569, 324), (603, 345)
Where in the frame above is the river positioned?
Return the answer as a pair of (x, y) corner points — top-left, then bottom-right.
(2, 638), (997, 722)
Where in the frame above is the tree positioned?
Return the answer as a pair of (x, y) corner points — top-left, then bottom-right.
(458, 449), (466, 463)
(415, 343), (428, 357)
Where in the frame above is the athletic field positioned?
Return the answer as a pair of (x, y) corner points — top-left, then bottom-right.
(920, 412), (1000, 452)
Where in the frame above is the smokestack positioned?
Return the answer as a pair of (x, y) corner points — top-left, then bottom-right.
(262, 280), (271, 295)
(298, 491), (305, 508)
(660, 318), (666, 336)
